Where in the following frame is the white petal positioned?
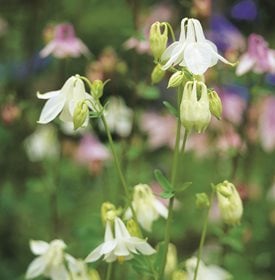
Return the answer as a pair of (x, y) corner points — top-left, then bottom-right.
(124, 207), (132, 220)
(162, 42), (185, 70)
(192, 19), (206, 41)
(153, 199), (168, 218)
(50, 264), (70, 280)
(114, 240), (130, 256)
(236, 54), (255, 76)
(37, 90), (60, 100)
(184, 43), (213, 75)
(39, 41), (57, 58)
(85, 244), (104, 263)
(38, 94), (66, 124)
(26, 256), (46, 279)
(103, 251), (117, 263)
(104, 220), (114, 242)
(128, 237), (156, 255)
(114, 217), (131, 239)
(101, 240), (117, 254)
(30, 240), (49, 255)
(179, 18), (188, 42)
(186, 19), (196, 42)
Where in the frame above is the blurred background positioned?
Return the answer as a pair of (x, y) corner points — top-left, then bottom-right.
(0, 0), (275, 279)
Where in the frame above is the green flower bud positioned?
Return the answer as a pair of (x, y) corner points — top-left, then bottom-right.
(216, 180), (243, 225)
(180, 81), (211, 133)
(151, 64), (165, 84)
(88, 269), (101, 280)
(208, 89), (222, 119)
(149, 21), (168, 61)
(126, 219), (141, 238)
(196, 193), (210, 208)
(168, 71), (185, 88)
(101, 202), (117, 224)
(91, 80), (104, 99)
(73, 101), (89, 130)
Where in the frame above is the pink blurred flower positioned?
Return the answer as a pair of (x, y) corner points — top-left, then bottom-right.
(186, 133), (210, 157)
(75, 134), (110, 174)
(40, 23), (89, 59)
(236, 34), (275, 76)
(1, 102), (21, 125)
(259, 96), (275, 152)
(140, 112), (177, 150)
(219, 89), (246, 125)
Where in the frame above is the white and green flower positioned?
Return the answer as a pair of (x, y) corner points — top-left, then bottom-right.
(85, 217), (156, 263)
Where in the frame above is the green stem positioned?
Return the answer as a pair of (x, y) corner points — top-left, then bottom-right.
(165, 22), (176, 42)
(101, 114), (142, 237)
(159, 88), (187, 280)
(193, 190), (214, 280)
(105, 263), (113, 280)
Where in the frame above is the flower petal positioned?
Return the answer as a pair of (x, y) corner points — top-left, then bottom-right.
(104, 220), (114, 242)
(153, 199), (168, 218)
(30, 240), (49, 255)
(26, 256), (47, 279)
(101, 240), (117, 254)
(40, 41), (57, 58)
(114, 240), (130, 256)
(50, 264), (70, 280)
(38, 94), (66, 124)
(37, 90), (60, 100)
(85, 244), (104, 263)
(128, 237), (156, 255)
(161, 42), (184, 70)
(114, 217), (131, 239)
(236, 53), (255, 76)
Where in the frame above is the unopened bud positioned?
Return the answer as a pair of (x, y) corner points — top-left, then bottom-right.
(208, 89), (222, 119)
(91, 80), (104, 98)
(126, 219), (141, 237)
(151, 64), (165, 84)
(150, 22), (168, 61)
(172, 270), (187, 280)
(168, 71), (185, 88)
(216, 180), (243, 225)
(88, 269), (101, 280)
(73, 101), (88, 130)
(101, 202), (117, 223)
(196, 193), (210, 208)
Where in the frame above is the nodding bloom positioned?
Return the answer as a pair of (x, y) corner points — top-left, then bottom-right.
(236, 33), (275, 76)
(26, 239), (70, 279)
(185, 257), (231, 280)
(40, 23), (89, 59)
(161, 18), (233, 74)
(125, 184), (168, 231)
(180, 81), (211, 133)
(85, 217), (156, 263)
(37, 75), (97, 127)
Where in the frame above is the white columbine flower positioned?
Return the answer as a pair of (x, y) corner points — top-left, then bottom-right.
(26, 239), (70, 280)
(185, 257), (232, 280)
(125, 184), (168, 231)
(66, 255), (91, 280)
(37, 75), (96, 127)
(85, 217), (156, 263)
(161, 18), (233, 75)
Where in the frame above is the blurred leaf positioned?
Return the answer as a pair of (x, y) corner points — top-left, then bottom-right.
(163, 101), (178, 117)
(154, 169), (173, 192)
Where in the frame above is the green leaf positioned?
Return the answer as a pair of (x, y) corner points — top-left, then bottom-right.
(130, 255), (156, 277)
(175, 182), (192, 193)
(162, 101), (178, 117)
(154, 241), (166, 273)
(154, 169), (173, 192)
(160, 191), (174, 199)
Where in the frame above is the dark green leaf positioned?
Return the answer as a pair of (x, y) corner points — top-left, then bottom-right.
(154, 169), (173, 192)
(160, 191), (174, 199)
(162, 101), (178, 117)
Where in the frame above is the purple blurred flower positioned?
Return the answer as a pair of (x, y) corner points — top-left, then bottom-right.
(40, 23), (89, 59)
(236, 34), (275, 76)
(231, 0), (257, 21)
(259, 96), (275, 152)
(208, 15), (245, 53)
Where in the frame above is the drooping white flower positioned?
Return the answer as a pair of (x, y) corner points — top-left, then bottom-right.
(37, 75), (97, 127)
(185, 257), (232, 280)
(66, 255), (91, 280)
(125, 184), (168, 231)
(161, 18), (233, 75)
(85, 217), (156, 263)
(26, 239), (70, 280)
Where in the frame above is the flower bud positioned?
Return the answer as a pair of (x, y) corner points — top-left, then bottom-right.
(149, 22), (168, 61)
(151, 64), (165, 84)
(88, 269), (101, 280)
(101, 202), (117, 223)
(165, 243), (178, 277)
(73, 101), (89, 130)
(180, 81), (211, 133)
(216, 180), (243, 225)
(126, 219), (141, 237)
(208, 89), (222, 119)
(168, 71), (185, 88)
(91, 80), (104, 98)
(196, 193), (210, 208)
(172, 270), (187, 280)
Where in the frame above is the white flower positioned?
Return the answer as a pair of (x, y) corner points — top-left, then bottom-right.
(161, 18), (233, 75)
(66, 255), (90, 280)
(85, 217), (156, 263)
(101, 96), (133, 137)
(37, 76), (96, 127)
(24, 124), (60, 162)
(125, 184), (168, 231)
(185, 257), (232, 280)
(26, 239), (70, 280)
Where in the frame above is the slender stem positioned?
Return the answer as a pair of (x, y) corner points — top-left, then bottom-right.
(159, 88), (187, 280)
(193, 190), (214, 280)
(100, 114), (142, 237)
(105, 263), (113, 280)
